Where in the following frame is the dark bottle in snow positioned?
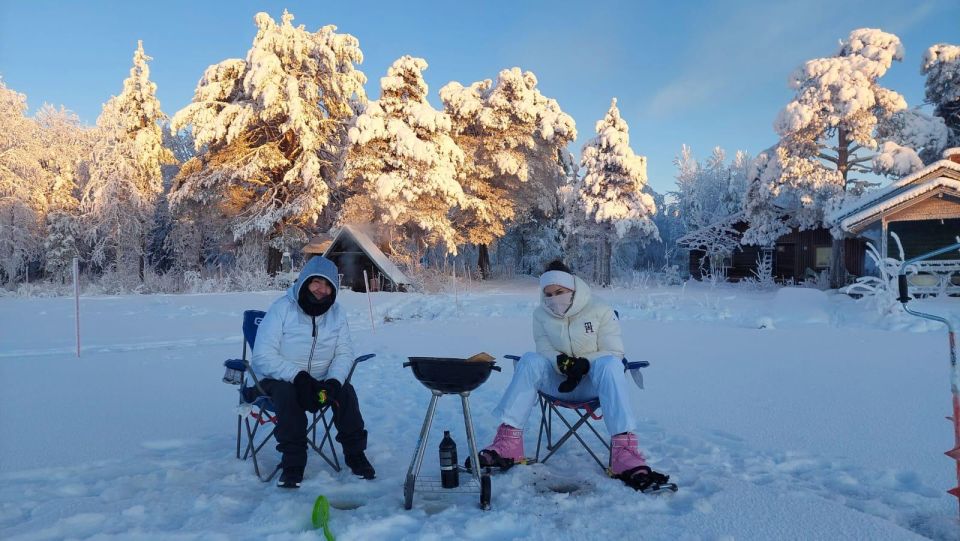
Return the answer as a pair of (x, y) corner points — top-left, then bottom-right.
(439, 430), (459, 488)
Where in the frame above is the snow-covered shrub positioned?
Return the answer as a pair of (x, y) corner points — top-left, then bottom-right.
(802, 269), (832, 290)
(228, 269), (276, 292)
(749, 252), (777, 289)
(841, 233), (910, 313)
(702, 263), (728, 287)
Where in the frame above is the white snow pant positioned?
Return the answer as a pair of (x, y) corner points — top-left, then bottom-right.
(492, 351), (637, 436)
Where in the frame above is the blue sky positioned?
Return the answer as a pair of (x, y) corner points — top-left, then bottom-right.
(1, 0), (957, 194)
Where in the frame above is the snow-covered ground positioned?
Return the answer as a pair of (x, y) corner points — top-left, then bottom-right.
(2, 280), (959, 540)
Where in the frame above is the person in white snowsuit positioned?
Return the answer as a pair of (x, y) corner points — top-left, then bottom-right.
(478, 260), (670, 491)
(251, 256), (375, 488)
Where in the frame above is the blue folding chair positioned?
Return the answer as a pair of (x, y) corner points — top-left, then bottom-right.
(504, 354), (648, 472)
(222, 309), (375, 482)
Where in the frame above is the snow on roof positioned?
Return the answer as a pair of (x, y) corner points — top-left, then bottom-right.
(831, 158), (960, 228)
(324, 225), (412, 285)
(839, 177), (960, 231)
(944, 147), (960, 158)
(302, 234), (333, 254)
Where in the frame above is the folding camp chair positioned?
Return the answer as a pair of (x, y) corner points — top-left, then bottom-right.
(222, 309), (375, 482)
(504, 354), (648, 472)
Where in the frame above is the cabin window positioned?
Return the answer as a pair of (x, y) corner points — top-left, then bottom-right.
(814, 246), (831, 268)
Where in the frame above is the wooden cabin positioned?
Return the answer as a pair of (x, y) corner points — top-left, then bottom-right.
(686, 150), (960, 292)
(831, 149), (960, 294)
(686, 218), (864, 283)
(319, 225), (411, 292)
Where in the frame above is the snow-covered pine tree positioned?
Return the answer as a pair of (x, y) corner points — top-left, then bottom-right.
(760, 28), (941, 287)
(36, 105), (90, 282)
(81, 40), (173, 283)
(579, 98), (658, 287)
(0, 80), (45, 285)
(440, 67), (576, 278)
(148, 125), (195, 274)
(874, 108), (949, 170)
(342, 55), (465, 257)
(171, 11), (366, 273)
(922, 43), (960, 148)
(495, 149), (572, 276)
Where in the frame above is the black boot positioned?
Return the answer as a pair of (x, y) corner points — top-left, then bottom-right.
(345, 452), (376, 480)
(277, 467), (304, 489)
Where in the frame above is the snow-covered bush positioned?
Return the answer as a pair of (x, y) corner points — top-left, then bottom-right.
(739, 252), (777, 290)
(841, 233), (910, 313)
(802, 269), (832, 290)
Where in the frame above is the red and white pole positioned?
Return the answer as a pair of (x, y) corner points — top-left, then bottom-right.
(945, 330), (960, 518)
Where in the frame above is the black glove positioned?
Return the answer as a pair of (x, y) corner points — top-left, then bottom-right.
(294, 371), (321, 412)
(557, 354), (590, 393)
(310, 378), (342, 409)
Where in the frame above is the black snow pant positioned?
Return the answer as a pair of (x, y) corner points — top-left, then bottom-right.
(259, 378), (368, 472)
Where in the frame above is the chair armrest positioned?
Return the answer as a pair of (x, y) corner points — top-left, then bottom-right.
(344, 353), (376, 385)
(623, 360), (650, 371)
(622, 358), (648, 390)
(224, 359), (247, 371)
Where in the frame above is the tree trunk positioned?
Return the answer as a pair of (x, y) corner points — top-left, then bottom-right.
(829, 237), (846, 289)
(600, 237), (612, 287)
(830, 127), (851, 289)
(477, 244), (491, 280)
(267, 247), (282, 275)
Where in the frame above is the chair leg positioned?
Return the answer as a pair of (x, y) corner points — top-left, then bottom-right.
(539, 405), (608, 470)
(535, 395), (549, 461)
(243, 408), (281, 482)
(241, 406), (346, 480)
(307, 408), (342, 472)
(236, 414), (242, 459)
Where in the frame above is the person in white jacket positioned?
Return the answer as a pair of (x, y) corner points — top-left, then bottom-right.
(251, 256), (374, 488)
(477, 260), (670, 491)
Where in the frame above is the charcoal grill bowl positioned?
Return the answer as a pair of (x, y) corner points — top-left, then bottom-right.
(403, 357), (501, 394)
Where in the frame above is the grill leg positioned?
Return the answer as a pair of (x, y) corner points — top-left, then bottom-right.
(404, 391), (441, 510)
(461, 392), (482, 486)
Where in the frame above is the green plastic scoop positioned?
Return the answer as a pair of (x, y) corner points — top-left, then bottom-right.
(311, 495), (335, 541)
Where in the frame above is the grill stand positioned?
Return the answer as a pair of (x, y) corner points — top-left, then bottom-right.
(403, 390), (491, 510)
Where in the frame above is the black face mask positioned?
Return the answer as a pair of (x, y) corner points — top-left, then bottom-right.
(298, 280), (335, 317)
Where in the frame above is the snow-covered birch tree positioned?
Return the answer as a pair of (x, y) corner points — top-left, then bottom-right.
(440, 67), (576, 277)
(579, 98), (658, 286)
(82, 41), (173, 283)
(171, 11), (366, 272)
(673, 145), (750, 271)
(342, 55), (465, 256)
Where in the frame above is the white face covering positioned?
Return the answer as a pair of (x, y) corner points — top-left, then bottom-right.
(545, 291), (574, 316)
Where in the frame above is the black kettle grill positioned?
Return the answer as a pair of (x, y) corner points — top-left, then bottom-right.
(402, 357), (500, 510)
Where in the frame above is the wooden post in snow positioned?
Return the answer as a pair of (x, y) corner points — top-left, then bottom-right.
(453, 262), (460, 315)
(363, 269), (376, 333)
(73, 257), (80, 357)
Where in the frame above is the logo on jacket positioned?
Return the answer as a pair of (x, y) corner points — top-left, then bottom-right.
(584, 322), (594, 333)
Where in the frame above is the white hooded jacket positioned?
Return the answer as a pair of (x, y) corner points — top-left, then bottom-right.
(251, 256), (354, 384)
(533, 275), (624, 374)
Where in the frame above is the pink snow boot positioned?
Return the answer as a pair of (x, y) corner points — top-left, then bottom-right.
(610, 433), (647, 474)
(610, 433), (674, 493)
(469, 424), (524, 471)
